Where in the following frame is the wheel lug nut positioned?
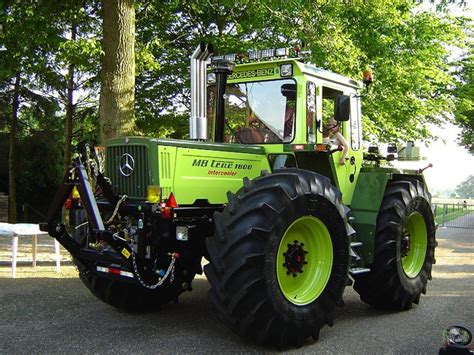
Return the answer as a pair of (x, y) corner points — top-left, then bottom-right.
(294, 240), (298, 244)
(292, 273), (297, 277)
(300, 243), (305, 247)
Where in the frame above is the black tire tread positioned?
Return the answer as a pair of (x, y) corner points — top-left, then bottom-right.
(353, 179), (436, 310)
(205, 169), (351, 346)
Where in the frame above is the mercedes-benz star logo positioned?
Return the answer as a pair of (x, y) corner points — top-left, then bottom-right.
(119, 153), (135, 177)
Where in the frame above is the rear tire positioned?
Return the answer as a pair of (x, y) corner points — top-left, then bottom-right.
(353, 179), (436, 310)
(205, 169), (351, 346)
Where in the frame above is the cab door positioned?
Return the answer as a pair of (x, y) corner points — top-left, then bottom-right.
(319, 85), (362, 204)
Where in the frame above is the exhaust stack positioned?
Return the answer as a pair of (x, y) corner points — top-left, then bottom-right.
(190, 42), (213, 140)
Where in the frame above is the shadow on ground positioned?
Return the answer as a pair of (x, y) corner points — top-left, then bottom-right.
(0, 227), (472, 353)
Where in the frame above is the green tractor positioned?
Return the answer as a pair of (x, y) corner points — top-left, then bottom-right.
(42, 43), (436, 346)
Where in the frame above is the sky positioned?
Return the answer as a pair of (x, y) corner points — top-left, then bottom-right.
(419, 124), (474, 193)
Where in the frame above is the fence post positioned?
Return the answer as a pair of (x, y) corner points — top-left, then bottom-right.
(442, 204), (447, 228)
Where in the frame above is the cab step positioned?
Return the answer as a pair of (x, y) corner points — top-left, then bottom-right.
(349, 267), (371, 275)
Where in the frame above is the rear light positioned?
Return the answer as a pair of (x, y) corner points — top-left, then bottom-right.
(160, 192), (178, 219)
(166, 192), (178, 208)
(293, 144), (305, 151)
(315, 144), (328, 152)
(96, 266), (134, 278)
(64, 187), (80, 210)
(64, 198), (72, 210)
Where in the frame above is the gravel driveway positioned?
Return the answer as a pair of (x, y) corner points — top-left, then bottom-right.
(0, 225), (472, 353)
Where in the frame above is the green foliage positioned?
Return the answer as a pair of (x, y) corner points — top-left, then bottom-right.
(132, 0), (472, 146)
(0, 0), (101, 219)
(16, 131), (64, 221)
(454, 43), (474, 153)
(455, 175), (474, 198)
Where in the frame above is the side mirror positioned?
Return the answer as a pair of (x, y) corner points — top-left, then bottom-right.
(281, 83), (296, 100)
(443, 326), (472, 346)
(334, 95), (350, 122)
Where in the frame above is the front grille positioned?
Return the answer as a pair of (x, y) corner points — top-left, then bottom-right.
(106, 145), (149, 199)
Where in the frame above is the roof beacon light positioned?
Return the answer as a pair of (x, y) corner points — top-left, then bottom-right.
(362, 68), (373, 94)
(363, 69), (373, 86)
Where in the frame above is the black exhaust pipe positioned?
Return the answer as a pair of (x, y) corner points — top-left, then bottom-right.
(212, 59), (233, 143)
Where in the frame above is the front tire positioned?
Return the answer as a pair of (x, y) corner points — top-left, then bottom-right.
(204, 169), (351, 346)
(353, 179), (436, 310)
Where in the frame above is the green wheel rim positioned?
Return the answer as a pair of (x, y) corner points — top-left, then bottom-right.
(401, 212), (427, 278)
(276, 216), (333, 306)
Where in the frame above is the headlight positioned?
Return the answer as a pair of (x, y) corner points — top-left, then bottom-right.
(176, 226), (189, 241)
(280, 63), (293, 77)
(248, 49), (259, 60)
(275, 48), (289, 57)
(260, 49), (274, 59)
(207, 72), (216, 84)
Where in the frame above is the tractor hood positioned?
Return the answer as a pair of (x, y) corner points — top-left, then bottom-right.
(105, 137), (270, 205)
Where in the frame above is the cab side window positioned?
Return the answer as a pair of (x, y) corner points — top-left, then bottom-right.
(306, 82), (317, 143)
(351, 96), (362, 150)
(321, 86), (344, 141)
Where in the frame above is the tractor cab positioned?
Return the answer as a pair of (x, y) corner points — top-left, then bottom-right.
(202, 47), (364, 203)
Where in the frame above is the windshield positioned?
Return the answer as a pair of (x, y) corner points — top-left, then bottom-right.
(207, 79), (296, 144)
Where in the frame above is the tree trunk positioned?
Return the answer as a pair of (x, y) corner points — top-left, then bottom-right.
(64, 23), (77, 170)
(8, 73), (20, 223)
(99, 0), (136, 143)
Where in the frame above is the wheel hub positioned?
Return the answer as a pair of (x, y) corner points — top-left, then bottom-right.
(401, 231), (411, 257)
(283, 240), (308, 277)
(401, 212), (428, 278)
